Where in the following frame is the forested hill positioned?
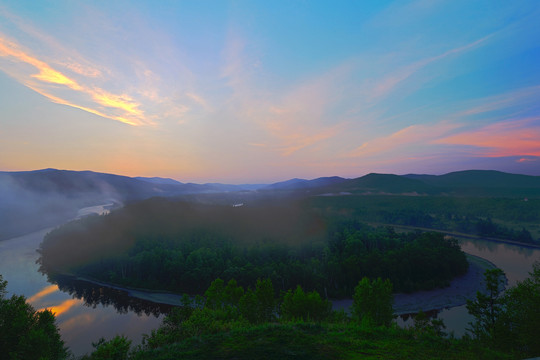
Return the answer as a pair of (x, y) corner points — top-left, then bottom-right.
(256, 170), (540, 198)
(310, 170), (540, 198)
(403, 170), (540, 197)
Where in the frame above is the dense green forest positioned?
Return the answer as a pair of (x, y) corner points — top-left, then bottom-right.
(39, 197), (468, 296)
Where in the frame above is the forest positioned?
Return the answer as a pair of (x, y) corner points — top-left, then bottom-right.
(39, 197), (468, 297)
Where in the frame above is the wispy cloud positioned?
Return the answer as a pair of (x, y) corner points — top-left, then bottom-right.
(369, 35), (491, 101)
(453, 85), (540, 118)
(345, 121), (460, 158)
(0, 35), (150, 126)
(216, 27), (351, 158)
(256, 66), (352, 156)
(435, 117), (540, 157)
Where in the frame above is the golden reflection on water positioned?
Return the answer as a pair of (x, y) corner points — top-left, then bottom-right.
(38, 298), (83, 316)
(27, 284), (59, 304)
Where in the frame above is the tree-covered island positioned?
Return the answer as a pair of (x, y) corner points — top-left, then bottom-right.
(38, 197), (468, 297)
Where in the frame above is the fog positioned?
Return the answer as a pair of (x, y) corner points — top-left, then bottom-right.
(0, 170), (123, 241)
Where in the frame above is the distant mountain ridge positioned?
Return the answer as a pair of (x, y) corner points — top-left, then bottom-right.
(2, 168), (540, 240)
(134, 176), (184, 186)
(0, 169), (264, 240)
(2, 168), (540, 200)
(313, 170), (540, 197)
(263, 176), (346, 190)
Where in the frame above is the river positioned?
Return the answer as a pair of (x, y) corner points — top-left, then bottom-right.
(434, 237), (540, 337)
(1, 206), (539, 355)
(0, 205), (163, 356)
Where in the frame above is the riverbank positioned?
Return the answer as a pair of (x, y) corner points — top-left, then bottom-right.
(333, 254), (501, 315)
(69, 254), (500, 316)
(372, 222), (540, 249)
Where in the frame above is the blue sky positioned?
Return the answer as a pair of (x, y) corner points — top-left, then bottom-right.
(1, 0), (539, 183)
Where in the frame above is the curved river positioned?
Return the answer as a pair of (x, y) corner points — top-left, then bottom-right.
(435, 237), (539, 337)
(1, 205), (539, 355)
(0, 205), (163, 356)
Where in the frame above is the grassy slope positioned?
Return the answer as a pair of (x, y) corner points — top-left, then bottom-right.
(131, 323), (510, 360)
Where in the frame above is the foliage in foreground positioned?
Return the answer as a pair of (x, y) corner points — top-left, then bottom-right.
(2, 270), (531, 360)
(0, 275), (68, 360)
(467, 262), (540, 358)
(82, 264), (540, 360)
(81, 276), (512, 360)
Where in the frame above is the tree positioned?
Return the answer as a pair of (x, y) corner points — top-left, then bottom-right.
(239, 278), (276, 323)
(280, 285), (331, 322)
(352, 277), (394, 327)
(204, 278), (226, 309)
(412, 310), (446, 337)
(82, 336), (132, 360)
(466, 268), (505, 342)
(0, 274), (68, 360)
(497, 261), (540, 356)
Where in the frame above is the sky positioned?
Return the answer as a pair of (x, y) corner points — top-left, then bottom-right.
(0, 0), (539, 183)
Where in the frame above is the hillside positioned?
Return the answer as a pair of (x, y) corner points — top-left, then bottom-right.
(313, 171), (540, 198)
(404, 170), (540, 197)
(323, 173), (436, 195)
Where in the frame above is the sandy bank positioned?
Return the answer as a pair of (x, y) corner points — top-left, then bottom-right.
(333, 254), (502, 315)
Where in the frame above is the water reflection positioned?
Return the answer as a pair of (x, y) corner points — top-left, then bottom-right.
(0, 206), (166, 356)
(458, 238), (540, 286)
(398, 308), (440, 322)
(27, 284), (59, 304)
(50, 274), (174, 317)
(39, 298), (84, 316)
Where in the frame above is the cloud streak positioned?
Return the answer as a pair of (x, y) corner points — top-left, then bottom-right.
(436, 117), (540, 157)
(0, 34), (150, 126)
(345, 121), (460, 158)
(369, 35), (492, 101)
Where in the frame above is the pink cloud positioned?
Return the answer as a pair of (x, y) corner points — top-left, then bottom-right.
(435, 118), (540, 157)
(517, 157), (537, 163)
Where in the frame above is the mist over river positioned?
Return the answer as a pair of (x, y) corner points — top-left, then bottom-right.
(1, 204), (539, 355)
